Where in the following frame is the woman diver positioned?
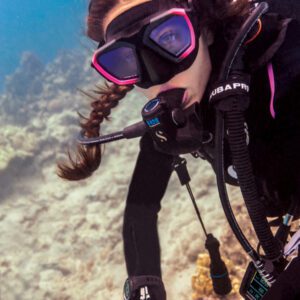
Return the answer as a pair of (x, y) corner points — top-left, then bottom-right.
(58, 0), (300, 299)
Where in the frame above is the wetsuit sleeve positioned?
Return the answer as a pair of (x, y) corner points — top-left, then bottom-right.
(272, 19), (300, 196)
(126, 132), (174, 207)
(273, 20), (300, 103)
(263, 257), (300, 299)
(263, 21), (300, 299)
(123, 133), (174, 277)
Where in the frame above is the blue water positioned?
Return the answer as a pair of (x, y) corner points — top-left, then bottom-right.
(0, 0), (88, 91)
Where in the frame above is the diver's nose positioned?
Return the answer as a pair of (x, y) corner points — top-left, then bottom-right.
(139, 48), (174, 85)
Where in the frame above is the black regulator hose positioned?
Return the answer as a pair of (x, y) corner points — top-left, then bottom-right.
(225, 108), (281, 260)
(212, 1), (282, 267)
(77, 121), (147, 145)
(214, 111), (258, 259)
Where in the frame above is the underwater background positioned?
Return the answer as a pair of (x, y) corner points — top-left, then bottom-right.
(0, 1), (254, 299)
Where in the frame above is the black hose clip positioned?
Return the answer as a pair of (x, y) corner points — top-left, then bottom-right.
(205, 234), (232, 295)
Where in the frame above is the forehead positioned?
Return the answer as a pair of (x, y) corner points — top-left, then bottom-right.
(103, 0), (152, 34)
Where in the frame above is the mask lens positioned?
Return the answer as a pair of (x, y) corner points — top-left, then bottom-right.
(149, 15), (191, 57)
(97, 46), (139, 80)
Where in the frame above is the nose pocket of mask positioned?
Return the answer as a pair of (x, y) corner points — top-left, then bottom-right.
(139, 48), (175, 85)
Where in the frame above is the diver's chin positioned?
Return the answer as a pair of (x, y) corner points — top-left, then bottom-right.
(181, 90), (191, 109)
(155, 88), (197, 110)
(182, 93), (202, 111)
(155, 87), (190, 110)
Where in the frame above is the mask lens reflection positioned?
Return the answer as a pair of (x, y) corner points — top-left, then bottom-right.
(150, 15), (191, 57)
(97, 47), (138, 80)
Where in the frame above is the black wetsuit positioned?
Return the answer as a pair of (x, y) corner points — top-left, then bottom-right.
(122, 14), (300, 298)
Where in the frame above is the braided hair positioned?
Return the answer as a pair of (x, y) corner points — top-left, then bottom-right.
(57, 0), (133, 181)
(57, 84), (133, 180)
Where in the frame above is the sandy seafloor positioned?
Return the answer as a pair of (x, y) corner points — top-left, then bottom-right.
(0, 51), (256, 300)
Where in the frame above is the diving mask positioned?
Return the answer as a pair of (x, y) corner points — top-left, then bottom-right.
(91, 2), (200, 88)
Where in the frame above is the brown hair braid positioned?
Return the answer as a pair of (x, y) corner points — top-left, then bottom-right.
(57, 84), (133, 181)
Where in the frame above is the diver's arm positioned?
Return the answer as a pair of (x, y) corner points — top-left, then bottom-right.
(272, 19), (300, 198)
(126, 132), (174, 207)
(252, 17), (300, 208)
(263, 257), (300, 299)
(123, 133), (174, 277)
(264, 21), (300, 299)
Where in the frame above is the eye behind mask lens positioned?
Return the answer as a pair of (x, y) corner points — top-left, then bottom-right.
(149, 15), (192, 58)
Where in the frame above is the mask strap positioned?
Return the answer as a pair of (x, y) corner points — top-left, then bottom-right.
(173, 0), (195, 11)
(105, 1), (160, 41)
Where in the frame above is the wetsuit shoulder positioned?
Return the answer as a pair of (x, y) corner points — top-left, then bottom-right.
(272, 19), (300, 104)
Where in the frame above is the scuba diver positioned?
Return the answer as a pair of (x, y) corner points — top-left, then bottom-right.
(57, 0), (300, 299)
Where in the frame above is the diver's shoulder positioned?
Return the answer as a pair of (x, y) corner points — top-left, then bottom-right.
(272, 18), (300, 83)
(244, 13), (300, 72)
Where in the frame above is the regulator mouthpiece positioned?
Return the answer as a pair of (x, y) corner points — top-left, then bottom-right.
(142, 88), (205, 155)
